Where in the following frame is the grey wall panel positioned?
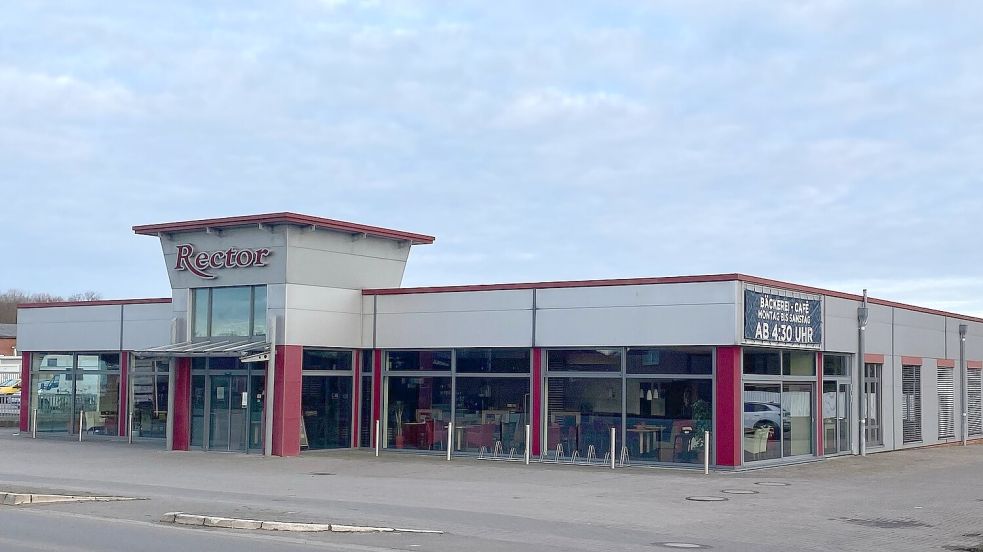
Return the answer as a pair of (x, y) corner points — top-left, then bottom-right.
(375, 311), (534, 349)
(159, 226), (288, 289)
(536, 304), (737, 347)
(892, 309), (946, 359)
(376, 289), (534, 314)
(864, 304), (895, 357)
(361, 315), (374, 349)
(286, 227), (410, 289)
(285, 309), (362, 348)
(536, 281), (735, 309)
(921, 359), (939, 444)
(825, 296), (861, 354)
(18, 305), (123, 351)
(121, 303), (172, 351)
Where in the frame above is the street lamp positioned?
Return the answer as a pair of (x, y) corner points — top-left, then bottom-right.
(858, 290), (869, 457)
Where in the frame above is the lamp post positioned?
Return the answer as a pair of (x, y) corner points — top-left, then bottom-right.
(960, 324), (968, 446)
(858, 290), (869, 457)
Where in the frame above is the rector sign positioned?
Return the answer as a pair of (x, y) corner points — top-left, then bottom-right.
(744, 289), (822, 346)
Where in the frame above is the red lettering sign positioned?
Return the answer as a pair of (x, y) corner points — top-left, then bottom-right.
(173, 243), (272, 279)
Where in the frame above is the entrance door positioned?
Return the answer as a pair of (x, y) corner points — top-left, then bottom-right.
(208, 374), (260, 452)
(823, 381), (851, 455)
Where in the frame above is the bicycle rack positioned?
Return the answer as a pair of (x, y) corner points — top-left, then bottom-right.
(478, 446), (488, 459)
(618, 445), (631, 467)
(508, 447), (517, 461)
(569, 450), (580, 464)
(492, 441), (504, 459)
(586, 444), (597, 465)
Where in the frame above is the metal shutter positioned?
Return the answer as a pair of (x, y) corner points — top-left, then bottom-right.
(969, 368), (982, 436)
(902, 365), (922, 443)
(937, 366), (955, 439)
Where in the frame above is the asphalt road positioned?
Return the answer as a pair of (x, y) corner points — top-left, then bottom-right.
(1, 431), (982, 551)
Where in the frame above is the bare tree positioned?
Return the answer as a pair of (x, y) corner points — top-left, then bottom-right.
(0, 289), (103, 324)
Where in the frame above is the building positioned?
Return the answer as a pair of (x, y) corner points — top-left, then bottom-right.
(15, 213), (983, 468)
(0, 323), (16, 356)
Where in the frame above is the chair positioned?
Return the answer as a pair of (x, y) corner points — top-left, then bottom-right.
(743, 427), (770, 460)
(431, 420), (447, 450)
(465, 423), (496, 450)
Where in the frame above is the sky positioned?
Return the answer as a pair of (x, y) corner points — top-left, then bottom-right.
(2, 1), (982, 314)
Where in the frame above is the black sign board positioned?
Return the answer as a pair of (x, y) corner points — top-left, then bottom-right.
(744, 290), (822, 345)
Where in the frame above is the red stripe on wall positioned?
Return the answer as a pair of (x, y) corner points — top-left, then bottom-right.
(901, 356), (923, 366)
(968, 360), (983, 369)
(864, 353), (886, 364)
(272, 345), (303, 457)
(715, 346), (742, 467)
(937, 359), (955, 368)
(172, 357), (191, 451)
(531, 348), (542, 457)
(19, 352), (30, 433)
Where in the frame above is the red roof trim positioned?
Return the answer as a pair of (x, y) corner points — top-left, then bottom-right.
(18, 298), (172, 309)
(132, 212), (435, 245)
(364, 273), (983, 324)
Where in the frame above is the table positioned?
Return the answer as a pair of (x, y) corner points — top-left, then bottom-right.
(627, 425), (664, 456)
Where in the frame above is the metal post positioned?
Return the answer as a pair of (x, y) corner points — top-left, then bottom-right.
(374, 419), (381, 457)
(610, 427), (616, 469)
(79, 410), (84, 442)
(858, 290), (869, 457)
(960, 324), (968, 446)
(128, 411), (133, 445)
(524, 424), (531, 465)
(704, 431), (710, 475)
(446, 422), (453, 461)
(32, 408), (37, 439)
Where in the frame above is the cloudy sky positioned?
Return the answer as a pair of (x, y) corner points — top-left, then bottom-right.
(2, 1), (982, 314)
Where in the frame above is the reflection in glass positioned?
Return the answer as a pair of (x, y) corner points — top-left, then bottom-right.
(743, 384), (782, 461)
(822, 355), (849, 377)
(34, 353), (73, 371)
(211, 287), (252, 337)
(626, 348), (712, 375)
(455, 349), (530, 374)
(33, 372), (73, 433)
(301, 375), (352, 450)
(131, 359), (169, 439)
(822, 381), (850, 455)
(303, 350), (352, 371)
(191, 375), (205, 447)
(193, 288), (209, 338)
(74, 373), (121, 435)
(546, 377), (622, 458)
(626, 379), (712, 463)
(386, 351), (451, 372)
(252, 286), (267, 336)
(782, 383), (814, 456)
(782, 351), (816, 376)
(359, 374), (372, 447)
(547, 349), (622, 372)
(386, 376), (451, 450)
(454, 378), (528, 454)
(743, 350), (781, 376)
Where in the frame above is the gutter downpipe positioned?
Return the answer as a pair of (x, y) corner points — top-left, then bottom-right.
(858, 290), (869, 457)
(264, 318), (277, 457)
(960, 324), (968, 446)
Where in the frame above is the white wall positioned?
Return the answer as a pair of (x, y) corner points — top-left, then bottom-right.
(18, 303), (171, 352)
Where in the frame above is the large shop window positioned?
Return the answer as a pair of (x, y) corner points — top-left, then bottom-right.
(454, 348), (530, 454)
(864, 363), (883, 446)
(902, 365), (922, 443)
(742, 348), (816, 463)
(31, 352), (121, 436)
(546, 376), (623, 460)
(130, 358), (169, 439)
(301, 349), (354, 450)
(192, 285), (267, 338)
(387, 376), (452, 450)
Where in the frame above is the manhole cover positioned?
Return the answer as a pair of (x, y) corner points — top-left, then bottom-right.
(654, 543), (710, 549)
(308, 472), (335, 476)
(685, 496), (728, 502)
(721, 489), (759, 495)
(754, 482), (789, 487)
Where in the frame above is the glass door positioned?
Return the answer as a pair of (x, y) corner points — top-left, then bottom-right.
(782, 383), (814, 457)
(208, 375), (232, 450)
(248, 374), (265, 451)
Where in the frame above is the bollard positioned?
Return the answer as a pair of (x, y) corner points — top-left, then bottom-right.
(704, 431), (710, 475)
(524, 424), (531, 465)
(79, 410), (84, 442)
(32, 408), (37, 439)
(128, 411), (134, 444)
(446, 422), (453, 461)
(374, 419), (381, 457)
(610, 427), (616, 469)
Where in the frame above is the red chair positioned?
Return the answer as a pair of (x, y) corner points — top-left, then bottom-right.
(465, 423), (496, 450)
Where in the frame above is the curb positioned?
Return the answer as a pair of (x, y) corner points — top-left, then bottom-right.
(160, 512), (442, 534)
(1, 492), (140, 506)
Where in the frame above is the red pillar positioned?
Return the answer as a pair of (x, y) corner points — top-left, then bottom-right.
(19, 352), (31, 433)
(371, 349), (382, 448)
(118, 352), (129, 437)
(171, 357), (191, 450)
(715, 346), (742, 467)
(271, 345), (303, 457)
(351, 350), (360, 448)
(531, 347), (543, 456)
(816, 352), (824, 456)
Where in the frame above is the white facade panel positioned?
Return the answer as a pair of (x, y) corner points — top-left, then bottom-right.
(285, 309), (362, 348)
(121, 303), (172, 351)
(536, 282), (735, 309)
(893, 309), (946, 359)
(375, 310), (533, 349)
(18, 305), (123, 352)
(864, 304), (895, 358)
(824, 296), (860, 354)
(536, 304), (737, 347)
(376, 289), (534, 314)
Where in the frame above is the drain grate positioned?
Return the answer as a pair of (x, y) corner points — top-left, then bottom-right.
(308, 472), (336, 476)
(685, 496), (728, 502)
(654, 542), (710, 549)
(754, 482), (789, 487)
(840, 518), (932, 529)
(721, 489), (759, 495)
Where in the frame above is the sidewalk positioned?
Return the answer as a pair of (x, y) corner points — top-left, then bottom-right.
(1, 430), (981, 552)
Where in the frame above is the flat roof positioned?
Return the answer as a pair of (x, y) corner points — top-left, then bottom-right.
(18, 298), (172, 309)
(132, 212), (436, 245)
(364, 272), (983, 325)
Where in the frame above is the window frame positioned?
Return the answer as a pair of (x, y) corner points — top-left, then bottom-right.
(191, 285), (267, 339)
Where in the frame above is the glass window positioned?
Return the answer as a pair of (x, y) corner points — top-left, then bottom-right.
(626, 378), (712, 464)
(34, 353), (73, 371)
(130, 360), (169, 439)
(301, 375), (352, 450)
(192, 288), (210, 338)
(252, 286), (267, 337)
(546, 377), (623, 458)
(303, 350), (353, 371)
(77, 354), (119, 371)
(386, 351), (451, 372)
(33, 372), (73, 433)
(210, 286), (252, 337)
(864, 363), (883, 446)
(386, 376), (451, 450)
(626, 348), (712, 375)
(75, 372), (121, 435)
(823, 355), (849, 377)
(359, 374), (372, 447)
(455, 349), (530, 374)
(547, 349), (622, 372)
(743, 350), (781, 376)
(782, 351), (816, 376)
(454, 378), (529, 454)
(743, 383), (783, 461)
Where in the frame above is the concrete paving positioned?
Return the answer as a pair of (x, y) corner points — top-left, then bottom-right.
(0, 430), (981, 551)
